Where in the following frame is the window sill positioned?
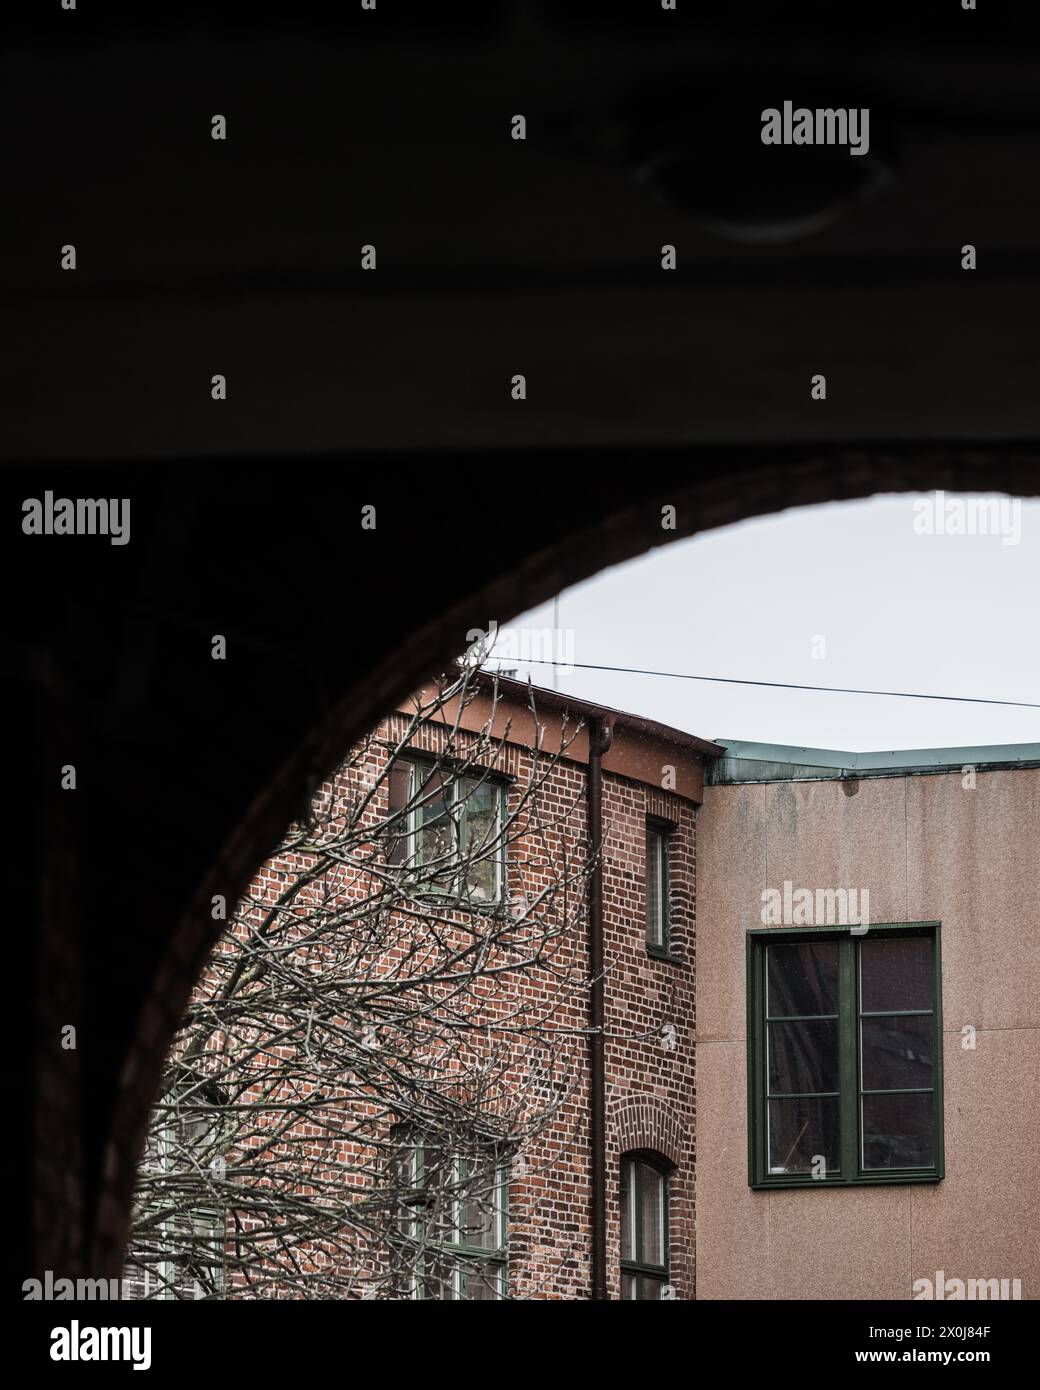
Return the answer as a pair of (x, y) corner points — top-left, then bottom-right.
(749, 1171), (943, 1191)
(393, 884), (508, 916)
(646, 945), (684, 966)
(620, 1261), (670, 1280)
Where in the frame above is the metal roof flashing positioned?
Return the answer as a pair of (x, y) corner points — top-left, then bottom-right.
(707, 740), (1040, 784)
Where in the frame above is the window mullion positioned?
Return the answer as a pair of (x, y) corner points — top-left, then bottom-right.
(933, 930), (945, 1179)
(838, 936), (858, 1182)
(749, 941), (765, 1183)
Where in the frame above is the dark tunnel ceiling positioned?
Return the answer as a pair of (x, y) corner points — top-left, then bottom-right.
(6, 2), (1040, 459)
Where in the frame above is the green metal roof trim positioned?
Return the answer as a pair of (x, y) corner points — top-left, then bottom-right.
(708, 740), (1040, 784)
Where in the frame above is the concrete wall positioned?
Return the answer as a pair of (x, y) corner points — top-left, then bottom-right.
(696, 768), (1040, 1300)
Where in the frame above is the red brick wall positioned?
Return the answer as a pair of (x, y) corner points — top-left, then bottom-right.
(601, 780), (696, 1300)
(190, 706), (699, 1299)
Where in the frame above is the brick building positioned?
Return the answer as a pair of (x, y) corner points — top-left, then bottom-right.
(127, 679), (1040, 1301)
(127, 672), (719, 1301)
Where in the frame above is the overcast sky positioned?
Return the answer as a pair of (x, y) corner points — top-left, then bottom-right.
(491, 493), (1040, 754)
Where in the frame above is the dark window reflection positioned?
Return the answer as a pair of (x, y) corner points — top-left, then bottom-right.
(861, 1016), (933, 1091)
(768, 1095), (840, 1174)
(768, 1018), (840, 1094)
(860, 936), (932, 1013)
(862, 1093), (934, 1169)
(767, 940), (839, 1017)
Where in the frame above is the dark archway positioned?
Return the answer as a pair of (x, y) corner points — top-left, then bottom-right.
(12, 448), (1036, 1280)
(9, 0), (1040, 1286)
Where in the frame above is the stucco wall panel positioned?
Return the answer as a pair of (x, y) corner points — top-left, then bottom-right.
(695, 1039), (772, 1299)
(763, 1187), (909, 1301)
(695, 1037), (909, 1300)
(907, 771), (1040, 1032)
(696, 784), (767, 1042)
(764, 776), (909, 928)
(697, 765), (1039, 1300)
(910, 1028), (1040, 1297)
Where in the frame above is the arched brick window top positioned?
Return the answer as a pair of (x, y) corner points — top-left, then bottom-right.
(608, 1092), (689, 1169)
(645, 789), (683, 825)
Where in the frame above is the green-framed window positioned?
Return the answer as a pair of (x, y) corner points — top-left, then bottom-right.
(387, 758), (507, 905)
(746, 922), (944, 1189)
(122, 1097), (226, 1300)
(645, 820), (671, 956)
(122, 1208), (224, 1301)
(620, 1153), (671, 1299)
(396, 1139), (508, 1300)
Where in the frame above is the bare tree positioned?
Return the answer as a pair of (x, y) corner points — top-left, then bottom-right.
(124, 665), (593, 1299)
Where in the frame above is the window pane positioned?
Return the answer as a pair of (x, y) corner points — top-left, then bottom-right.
(767, 940), (839, 1017)
(636, 1162), (665, 1266)
(416, 768), (455, 882)
(862, 1092), (934, 1169)
(395, 1197), (417, 1241)
(634, 1276), (665, 1300)
(421, 1250), (457, 1300)
(646, 829), (665, 947)
(620, 1164), (633, 1261)
(176, 1108), (215, 1148)
(860, 936), (932, 1013)
(459, 1260), (503, 1300)
(458, 1199), (495, 1248)
(420, 1145), (458, 1241)
(189, 1212), (224, 1299)
(120, 1263), (151, 1300)
(392, 1140), (418, 1239)
(405, 1143), (508, 1300)
(768, 1018), (839, 1094)
(388, 759), (412, 813)
(861, 1015), (934, 1091)
(387, 761), (413, 865)
(767, 1095), (840, 1174)
(161, 1209), (223, 1299)
(458, 1164), (502, 1250)
(460, 778), (500, 901)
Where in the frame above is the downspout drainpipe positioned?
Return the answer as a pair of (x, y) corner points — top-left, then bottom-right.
(588, 715), (614, 1301)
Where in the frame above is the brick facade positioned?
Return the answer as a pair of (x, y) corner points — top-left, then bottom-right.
(166, 682), (709, 1300)
(601, 780), (696, 1299)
